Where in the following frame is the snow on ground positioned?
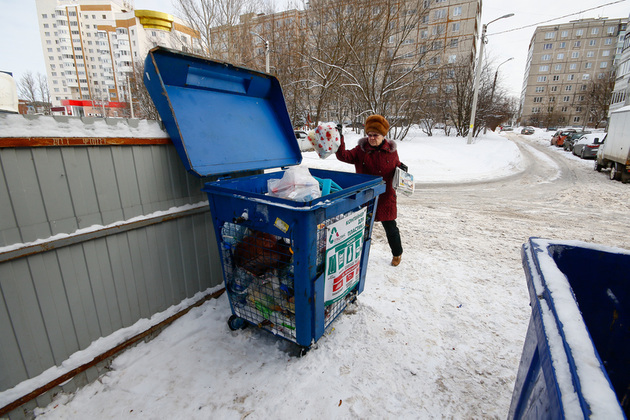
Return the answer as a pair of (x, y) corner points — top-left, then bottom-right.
(12, 126), (596, 419)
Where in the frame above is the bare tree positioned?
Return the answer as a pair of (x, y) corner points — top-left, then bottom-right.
(17, 71), (38, 104)
(302, 0), (440, 139)
(174, 0), (264, 59)
(36, 73), (51, 114)
(131, 61), (160, 120)
(17, 71), (51, 114)
(584, 72), (615, 128)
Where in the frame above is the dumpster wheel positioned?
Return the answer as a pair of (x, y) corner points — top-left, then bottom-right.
(228, 315), (248, 331)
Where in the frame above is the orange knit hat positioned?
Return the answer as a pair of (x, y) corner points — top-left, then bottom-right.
(364, 114), (390, 136)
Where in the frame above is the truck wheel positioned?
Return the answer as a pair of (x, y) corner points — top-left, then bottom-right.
(621, 168), (630, 184)
(610, 163), (621, 181)
(594, 160), (602, 172)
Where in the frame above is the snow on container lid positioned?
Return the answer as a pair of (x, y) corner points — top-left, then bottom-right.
(143, 47), (301, 177)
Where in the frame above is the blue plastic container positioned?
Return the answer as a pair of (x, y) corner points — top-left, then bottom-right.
(509, 238), (629, 419)
(144, 47), (385, 348)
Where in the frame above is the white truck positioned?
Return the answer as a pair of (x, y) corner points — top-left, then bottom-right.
(595, 106), (630, 183)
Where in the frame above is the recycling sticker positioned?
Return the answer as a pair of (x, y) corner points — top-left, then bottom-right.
(324, 207), (367, 305)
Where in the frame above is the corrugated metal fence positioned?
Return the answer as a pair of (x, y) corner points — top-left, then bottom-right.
(0, 115), (225, 417)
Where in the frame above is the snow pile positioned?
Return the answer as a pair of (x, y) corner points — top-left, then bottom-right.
(0, 114), (169, 138)
(303, 127), (524, 184)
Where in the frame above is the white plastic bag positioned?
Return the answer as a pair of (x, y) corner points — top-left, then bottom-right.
(308, 122), (341, 159)
(267, 166), (321, 201)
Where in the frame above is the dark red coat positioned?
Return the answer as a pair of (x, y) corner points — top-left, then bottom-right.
(336, 137), (401, 221)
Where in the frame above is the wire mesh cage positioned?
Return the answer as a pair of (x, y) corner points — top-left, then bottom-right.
(219, 200), (376, 344)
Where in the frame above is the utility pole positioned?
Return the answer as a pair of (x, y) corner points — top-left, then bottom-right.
(467, 13), (514, 144)
(250, 32), (270, 74)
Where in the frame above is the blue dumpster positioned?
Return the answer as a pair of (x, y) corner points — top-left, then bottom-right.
(143, 47), (385, 349)
(509, 238), (629, 419)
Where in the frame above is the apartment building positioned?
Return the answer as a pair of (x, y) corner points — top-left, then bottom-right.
(35, 0), (200, 117)
(610, 15), (630, 114)
(520, 17), (627, 128)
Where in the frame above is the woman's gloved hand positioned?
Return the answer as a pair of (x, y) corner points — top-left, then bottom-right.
(399, 162), (408, 172)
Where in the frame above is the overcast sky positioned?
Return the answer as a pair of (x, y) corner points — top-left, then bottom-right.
(1, 0), (628, 99)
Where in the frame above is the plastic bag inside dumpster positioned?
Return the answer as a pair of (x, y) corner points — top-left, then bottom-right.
(267, 166), (321, 201)
(509, 238), (630, 419)
(143, 47), (386, 348)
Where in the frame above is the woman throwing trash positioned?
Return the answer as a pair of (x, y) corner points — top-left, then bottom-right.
(335, 114), (406, 267)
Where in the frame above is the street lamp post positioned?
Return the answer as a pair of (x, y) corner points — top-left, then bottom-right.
(484, 57), (513, 133)
(467, 13), (514, 144)
(250, 32), (270, 74)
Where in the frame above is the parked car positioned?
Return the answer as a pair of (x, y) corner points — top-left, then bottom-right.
(563, 131), (591, 151)
(294, 130), (313, 152)
(521, 127), (535, 135)
(551, 129), (576, 147)
(572, 133), (606, 159)
(546, 126), (558, 132)
(500, 125), (514, 131)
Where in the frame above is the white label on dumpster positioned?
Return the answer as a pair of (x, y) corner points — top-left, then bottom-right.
(324, 207), (367, 305)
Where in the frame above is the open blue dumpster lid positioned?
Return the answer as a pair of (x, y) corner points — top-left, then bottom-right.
(143, 47), (301, 177)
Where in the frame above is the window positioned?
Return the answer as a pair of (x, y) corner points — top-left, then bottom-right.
(605, 38), (613, 45)
(576, 29), (583, 36)
(567, 74), (575, 80)
(602, 50), (610, 56)
(549, 97), (555, 102)
(453, 6), (462, 16)
(607, 26), (616, 35)
(539, 65), (550, 72)
(553, 75), (560, 81)
(544, 43), (553, 50)
(551, 86), (558, 92)
(574, 41), (581, 47)
(591, 28), (599, 35)
(555, 64), (562, 71)
(585, 62), (592, 69)
(545, 32), (556, 39)
(43, 23), (49, 28)
(537, 76), (547, 82)
(586, 51), (594, 57)
(561, 30), (568, 37)
(434, 9), (446, 19)
(566, 85), (572, 91)
(535, 86), (545, 92)
(569, 63), (577, 70)
(582, 74), (590, 80)
(448, 54), (457, 63)
(589, 39), (596, 46)
(450, 38), (458, 48)
(420, 30), (428, 39)
(557, 53), (564, 59)
(542, 54), (551, 61)
(600, 62), (608, 68)
(452, 22), (460, 32)
(562, 106), (568, 112)
(563, 96), (570, 102)
(559, 42), (566, 48)
(533, 97), (543, 103)
(571, 52), (579, 59)
(573, 116), (580, 123)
